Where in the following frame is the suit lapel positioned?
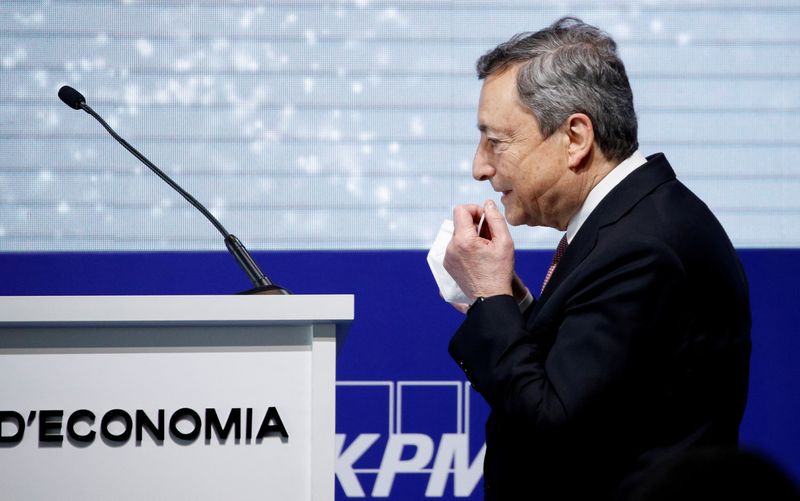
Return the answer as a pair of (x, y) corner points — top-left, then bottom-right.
(530, 153), (677, 314)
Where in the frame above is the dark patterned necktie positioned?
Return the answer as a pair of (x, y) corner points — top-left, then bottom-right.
(540, 234), (568, 294)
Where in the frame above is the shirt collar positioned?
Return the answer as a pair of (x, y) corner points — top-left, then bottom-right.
(566, 150), (648, 244)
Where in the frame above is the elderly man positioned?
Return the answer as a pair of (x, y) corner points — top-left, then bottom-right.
(443, 17), (751, 500)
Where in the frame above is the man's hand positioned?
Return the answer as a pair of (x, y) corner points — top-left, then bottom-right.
(444, 199), (515, 302)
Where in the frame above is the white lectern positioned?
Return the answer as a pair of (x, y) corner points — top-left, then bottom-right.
(0, 295), (353, 501)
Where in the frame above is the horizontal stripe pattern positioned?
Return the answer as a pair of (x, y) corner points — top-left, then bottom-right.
(0, 1), (798, 249)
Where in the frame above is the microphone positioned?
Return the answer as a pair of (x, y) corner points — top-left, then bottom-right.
(58, 85), (289, 295)
(58, 86), (86, 110)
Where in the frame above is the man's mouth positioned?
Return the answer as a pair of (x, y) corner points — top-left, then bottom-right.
(491, 186), (511, 202)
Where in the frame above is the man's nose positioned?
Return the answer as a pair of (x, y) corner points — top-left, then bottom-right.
(472, 144), (495, 181)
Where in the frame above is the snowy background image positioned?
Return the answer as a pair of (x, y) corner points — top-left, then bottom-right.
(1, 0), (798, 251)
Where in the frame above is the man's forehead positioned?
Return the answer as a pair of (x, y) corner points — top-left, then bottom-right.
(479, 67), (517, 104)
(477, 67), (534, 135)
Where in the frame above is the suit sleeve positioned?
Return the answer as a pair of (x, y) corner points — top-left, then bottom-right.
(449, 239), (687, 432)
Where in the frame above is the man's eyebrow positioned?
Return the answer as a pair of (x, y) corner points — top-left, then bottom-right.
(478, 123), (511, 136)
(477, 123), (499, 134)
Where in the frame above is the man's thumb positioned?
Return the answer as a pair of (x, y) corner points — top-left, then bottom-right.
(483, 199), (510, 237)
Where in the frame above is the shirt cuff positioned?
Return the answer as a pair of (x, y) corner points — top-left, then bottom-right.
(517, 290), (534, 312)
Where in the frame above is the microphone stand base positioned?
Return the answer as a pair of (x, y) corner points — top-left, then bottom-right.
(237, 284), (291, 295)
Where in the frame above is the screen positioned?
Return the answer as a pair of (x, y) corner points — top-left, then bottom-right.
(1, 1), (798, 250)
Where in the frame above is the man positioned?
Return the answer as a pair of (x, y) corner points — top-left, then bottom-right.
(443, 17), (751, 500)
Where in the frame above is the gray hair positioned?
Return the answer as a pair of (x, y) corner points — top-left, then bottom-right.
(476, 17), (638, 163)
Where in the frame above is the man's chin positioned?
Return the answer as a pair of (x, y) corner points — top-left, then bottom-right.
(503, 210), (524, 227)
(506, 212), (539, 228)
(499, 204), (533, 226)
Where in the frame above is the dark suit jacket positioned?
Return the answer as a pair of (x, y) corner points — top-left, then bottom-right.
(449, 154), (751, 500)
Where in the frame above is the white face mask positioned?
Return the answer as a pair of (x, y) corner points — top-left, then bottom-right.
(426, 219), (474, 305)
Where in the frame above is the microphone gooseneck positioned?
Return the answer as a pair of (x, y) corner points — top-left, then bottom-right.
(57, 85), (289, 295)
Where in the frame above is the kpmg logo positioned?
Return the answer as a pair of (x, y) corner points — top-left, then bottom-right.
(335, 380), (486, 498)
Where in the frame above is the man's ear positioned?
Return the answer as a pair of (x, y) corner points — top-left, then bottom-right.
(565, 113), (594, 170)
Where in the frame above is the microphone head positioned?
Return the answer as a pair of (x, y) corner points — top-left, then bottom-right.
(58, 86), (86, 110)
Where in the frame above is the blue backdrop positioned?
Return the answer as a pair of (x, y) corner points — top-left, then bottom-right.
(0, 249), (797, 498)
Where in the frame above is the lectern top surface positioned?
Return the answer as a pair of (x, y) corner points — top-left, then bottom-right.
(0, 295), (354, 326)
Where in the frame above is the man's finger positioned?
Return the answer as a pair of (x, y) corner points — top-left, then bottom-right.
(453, 204), (483, 236)
(482, 199), (512, 242)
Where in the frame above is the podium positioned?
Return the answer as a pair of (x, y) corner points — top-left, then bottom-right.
(0, 295), (353, 501)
